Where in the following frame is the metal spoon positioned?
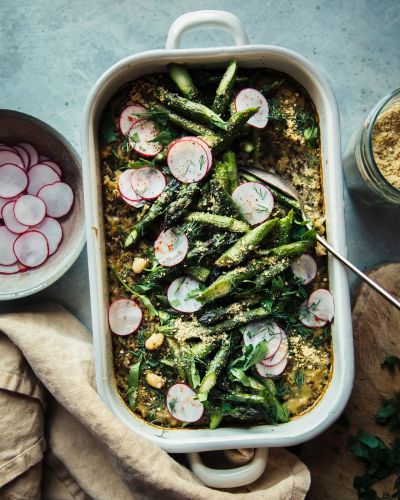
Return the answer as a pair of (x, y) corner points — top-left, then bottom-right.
(242, 166), (400, 311)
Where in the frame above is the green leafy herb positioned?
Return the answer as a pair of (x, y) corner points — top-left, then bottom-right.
(149, 130), (174, 146)
(294, 369), (305, 390)
(230, 340), (268, 371)
(101, 111), (117, 144)
(382, 356), (400, 372)
(376, 394), (400, 432)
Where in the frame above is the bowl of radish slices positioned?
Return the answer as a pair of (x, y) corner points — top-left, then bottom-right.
(0, 109), (85, 299)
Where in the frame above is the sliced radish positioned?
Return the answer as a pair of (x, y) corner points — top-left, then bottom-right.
(131, 167), (166, 200)
(0, 164), (28, 199)
(117, 170), (142, 202)
(13, 231), (49, 268)
(122, 194), (145, 208)
(256, 356), (288, 377)
(167, 276), (203, 313)
(232, 182), (274, 225)
(2, 201), (29, 234)
(154, 228), (188, 267)
(308, 289), (334, 322)
(0, 145), (16, 153)
(167, 139), (209, 183)
(0, 150), (25, 169)
(108, 298), (142, 335)
(41, 160), (62, 177)
(262, 333), (288, 367)
(27, 164), (60, 195)
(17, 142), (38, 167)
(0, 262), (26, 275)
(35, 217), (63, 255)
(0, 227), (18, 265)
(180, 136), (213, 172)
(166, 383), (204, 423)
(242, 320), (282, 359)
(128, 119), (163, 157)
(291, 254), (317, 285)
(13, 145), (30, 169)
(14, 195), (46, 226)
(119, 104), (146, 135)
(299, 300), (327, 328)
(37, 182), (74, 218)
(235, 88), (269, 129)
(0, 195), (20, 218)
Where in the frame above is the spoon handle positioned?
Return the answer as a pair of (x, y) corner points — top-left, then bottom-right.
(317, 235), (400, 310)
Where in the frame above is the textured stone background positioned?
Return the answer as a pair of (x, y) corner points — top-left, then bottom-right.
(1, 0), (399, 328)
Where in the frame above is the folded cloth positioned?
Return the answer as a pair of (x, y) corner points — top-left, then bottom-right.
(0, 303), (310, 499)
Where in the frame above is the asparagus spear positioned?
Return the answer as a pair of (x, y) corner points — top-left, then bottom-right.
(224, 391), (289, 424)
(215, 218), (278, 268)
(191, 337), (221, 360)
(185, 212), (249, 233)
(197, 336), (233, 402)
(208, 180), (244, 219)
(198, 297), (260, 326)
(124, 180), (180, 247)
(196, 259), (271, 302)
(166, 338), (189, 382)
(213, 161), (230, 192)
(167, 63), (201, 102)
(155, 88), (228, 131)
(186, 232), (238, 261)
(206, 307), (270, 335)
(185, 265), (211, 283)
(253, 259), (293, 290)
(277, 209), (294, 246)
(152, 103), (216, 137)
(212, 60), (238, 116)
(258, 240), (313, 259)
(223, 151), (238, 193)
(164, 183), (200, 228)
(214, 107), (259, 153)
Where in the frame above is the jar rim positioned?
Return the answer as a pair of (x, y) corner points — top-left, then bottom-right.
(362, 88), (400, 199)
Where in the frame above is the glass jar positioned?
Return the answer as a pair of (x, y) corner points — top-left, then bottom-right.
(343, 89), (400, 206)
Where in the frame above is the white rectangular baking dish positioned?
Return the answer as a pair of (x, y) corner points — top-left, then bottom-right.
(82, 11), (353, 458)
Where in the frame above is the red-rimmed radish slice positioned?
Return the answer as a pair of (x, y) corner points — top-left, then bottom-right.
(166, 383), (204, 423)
(117, 170), (142, 202)
(232, 182), (274, 225)
(2, 201), (29, 234)
(119, 104), (146, 135)
(0, 164), (28, 198)
(14, 195), (46, 226)
(242, 320), (282, 359)
(167, 276), (203, 313)
(34, 217), (63, 255)
(0, 150), (25, 169)
(235, 88), (269, 129)
(131, 167), (166, 200)
(180, 136), (213, 171)
(291, 254), (317, 285)
(27, 164), (60, 195)
(41, 160), (62, 177)
(108, 299), (142, 335)
(13, 231), (49, 268)
(37, 182), (74, 218)
(122, 194), (145, 208)
(0, 262), (26, 275)
(13, 145), (30, 169)
(0, 145), (16, 152)
(0, 227), (18, 265)
(128, 119), (163, 157)
(167, 139), (209, 183)
(0, 195), (19, 218)
(262, 333), (288, 367)
(299, 300), (327, 328)
(256, 356), (288, 377)
(17, 142), (38, 167)
(154, 228), (188, 267)
(308, 289), (334, 322)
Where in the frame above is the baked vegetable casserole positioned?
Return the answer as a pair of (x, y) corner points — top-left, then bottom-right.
(99, 62), (333, 429)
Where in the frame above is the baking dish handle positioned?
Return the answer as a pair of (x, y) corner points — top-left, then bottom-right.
(187, 448), (268, 489)
(166, 10), (249, 49)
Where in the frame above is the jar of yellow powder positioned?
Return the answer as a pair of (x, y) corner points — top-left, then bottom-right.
(343, 89), (400, 206)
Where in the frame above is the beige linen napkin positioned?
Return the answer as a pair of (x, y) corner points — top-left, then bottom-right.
(0, 303), (310, 499)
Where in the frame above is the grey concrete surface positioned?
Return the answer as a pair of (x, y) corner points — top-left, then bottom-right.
(1, 0), (399, 329)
